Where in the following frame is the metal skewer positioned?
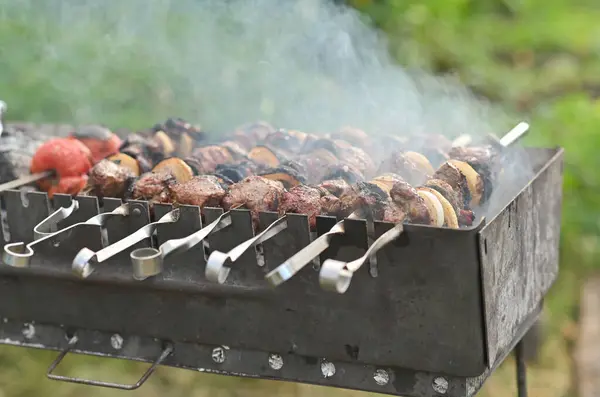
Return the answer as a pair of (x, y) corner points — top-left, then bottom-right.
(72, 209), (179, 279)
(3, 203), (130, 268)
(0, 171), (54, 193)
(129, 209), (234, 281)
(318, 121), (531, 293)
(319, 223), (403, 293)
(265, 213), (359, 286)
(206, 216), (288, 284)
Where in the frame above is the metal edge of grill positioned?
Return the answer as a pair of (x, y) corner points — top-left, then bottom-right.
(0, 146), (564, 397)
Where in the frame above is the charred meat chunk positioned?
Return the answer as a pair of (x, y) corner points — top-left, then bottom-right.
(215, 161), (259, 183)
(321, 163), (365, 184)
(295, 148), (339, 184)
(87, 159), (135, 199)
(433, 161), (472, 208)
(170, 175), (227, 209)
(389, 180), (432, 225)
(335, 182), (389, 219)
(259, 166), (306, 189)
(221, 176), (286, 228)
(130, 172), (176, 203)
(334, 144), (376, 179)
(448, 145), (498, 203)
(423, 178), (462, 215)
(190, 145), (235, 174)
(231, 121), (275, 149)
(279, 185), (323, 229)
(318, 179), (354, 198)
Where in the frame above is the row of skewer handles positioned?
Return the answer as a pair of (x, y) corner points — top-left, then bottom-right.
(1, 197), (402, 294)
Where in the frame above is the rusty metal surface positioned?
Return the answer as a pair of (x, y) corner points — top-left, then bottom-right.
(478, 147), (563, 366)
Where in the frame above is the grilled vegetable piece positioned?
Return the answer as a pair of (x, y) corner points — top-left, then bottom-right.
(221, 175), (286, 228)
(423, 178), (462, 216)
(416, 188), (447, 228)
(129, 172), (176, 203)
(220, 140), (248, 160)
(370, 173), (405, 195)
(378, 151), (430, 186)
(247, 145), (287, 168)
(404, 151), (435, 176)
(30, 137), (94, 198)
(330, 127), (372, 151)
(70, 125), (122, 163)
(389, 180), (432, 225)
(448, 159), (484, 206)
(321, 163), (365, 184)
(153, 130), (176, 157)
(279, 185), (323, 229)
(258, 166), (306, 189)
(433, 161), (472, 208)
(107, 153), (141, 176)
(87, 159), (135, 199)
(263, 128), (307, 153)
(191, 145), (235, 174)
(214, 161), (258, 183)
(119, 133), (162, 171)
(170, 175), (227, 209)
(152, 157), (194, 183)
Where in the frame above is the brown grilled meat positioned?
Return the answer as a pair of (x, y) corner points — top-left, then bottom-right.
(433, 161), (472, 208)
(231, 121), (276, 150)
(170, 175), (228, 209)
(279, 185), (323, 229)
(221, 175), (286, 228)
(295, 148), (339, 184)
(378, 151), (429, 186)
(130, 172), (176, 203)
(448, 145), (498, 203)
(318, 179), (354, 198)
(87, 159), (134, 199)
(423, 178), (462, 215)
(389, 180), (432, 225)
(333, 143), (376, 179)
(190, 145), (235, 174)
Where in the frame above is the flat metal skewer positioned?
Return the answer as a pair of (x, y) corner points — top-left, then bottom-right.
(0, 171), (54, 193)
(3, 203), (130, 268)
(265, 213), (359, 287)
(129, 209), (234, 281)
(206, 216), (288, 284)
(72, 209), (179, 279)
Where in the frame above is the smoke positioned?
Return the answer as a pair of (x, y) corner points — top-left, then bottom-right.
(0, 0), (532, 218)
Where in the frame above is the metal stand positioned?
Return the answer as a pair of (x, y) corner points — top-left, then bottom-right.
(515, 339), (528, 397)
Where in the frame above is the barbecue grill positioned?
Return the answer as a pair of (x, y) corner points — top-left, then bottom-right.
(0, 122), (563, 397)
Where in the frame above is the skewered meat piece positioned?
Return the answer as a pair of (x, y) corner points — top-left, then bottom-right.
(230, 121), (275, 150)
(86, 159), (135, 199)
(448, 145), (498, 204)
(258, 166), (306, 189)
(389, 180), (433, 225)
(190, 145), (235, 174)
(432, 161), (473, 208)
(151, 117), (204, 157)
(119, 133), (162, 172)
(279, 185), (324, 229)
(294, 148), (339, 184)
(318, 179), (354, 198)
(171, 175), (228, 209)
(221, 175), (286, 228)
(378, 151), (434, 186)
(129, 172), (176, 204)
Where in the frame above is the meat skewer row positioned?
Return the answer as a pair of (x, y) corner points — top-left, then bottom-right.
(318, 122), (530, 293)
(265, 122), (530, 288)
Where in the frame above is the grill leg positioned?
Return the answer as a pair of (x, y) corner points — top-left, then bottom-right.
(515, 339), (528, 397)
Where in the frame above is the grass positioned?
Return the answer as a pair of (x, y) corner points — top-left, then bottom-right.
(1, 0), (599, 396)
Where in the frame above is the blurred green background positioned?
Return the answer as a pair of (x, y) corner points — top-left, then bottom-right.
(0, 0), (598, 396)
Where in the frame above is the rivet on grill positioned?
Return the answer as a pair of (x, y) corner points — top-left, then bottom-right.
(110, 334), (124, 350)
(268, 354), (283, 370)
(132, 208), (142, 217)
(373, 369), (389, 386)
(212, 347), (226, 364)
(320, 360), (336, 378)
(22, 323), (35, 339)
(432, 376), (449, 394)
